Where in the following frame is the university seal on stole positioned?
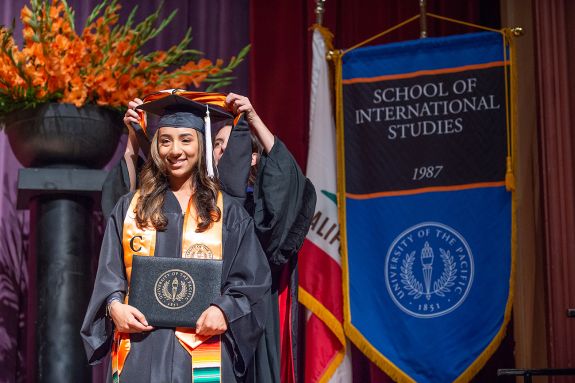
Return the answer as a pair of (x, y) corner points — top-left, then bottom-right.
(184, 243), (214, 259)
(154, 269), (196, 309)
(385, 222), (474, 318)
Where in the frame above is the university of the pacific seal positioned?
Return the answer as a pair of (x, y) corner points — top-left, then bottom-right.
(154, 269), (196, 309)
(184, 243), (214, 259)
(385, 222), (474, 318)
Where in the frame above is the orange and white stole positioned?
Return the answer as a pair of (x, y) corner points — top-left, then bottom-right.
(111, 191), (223, 382)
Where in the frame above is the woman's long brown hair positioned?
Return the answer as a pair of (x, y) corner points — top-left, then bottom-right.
(135, 129), (221, 232)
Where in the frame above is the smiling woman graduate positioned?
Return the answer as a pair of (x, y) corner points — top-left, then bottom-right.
(81, 95), (271, 383)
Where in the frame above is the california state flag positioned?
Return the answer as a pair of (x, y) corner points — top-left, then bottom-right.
(299, 27), (352, 383)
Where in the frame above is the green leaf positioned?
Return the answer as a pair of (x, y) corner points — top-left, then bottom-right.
(61, 0), (76, 33)
(84, 0), (111, 29)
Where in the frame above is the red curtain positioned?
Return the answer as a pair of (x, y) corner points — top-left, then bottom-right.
(249, 1), (515, 382)
(249, 1), (314, 167)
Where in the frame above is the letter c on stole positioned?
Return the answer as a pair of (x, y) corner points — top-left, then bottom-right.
(130, 235), (143, 252)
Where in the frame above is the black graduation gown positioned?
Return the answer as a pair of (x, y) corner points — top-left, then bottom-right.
(217, 129), (316, 383)
(246, 139), (316, 383)
(99, 127), (316, 383)
(81, 191), (271, 382)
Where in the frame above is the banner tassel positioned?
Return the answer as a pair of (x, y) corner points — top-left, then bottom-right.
(505, 156), (515, 191)
(503, 28), (517, 192)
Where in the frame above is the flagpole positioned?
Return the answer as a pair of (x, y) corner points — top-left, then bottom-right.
(315, 0), (326, 26)
(419, 0), (428, 38)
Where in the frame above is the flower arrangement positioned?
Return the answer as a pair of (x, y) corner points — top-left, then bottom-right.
(0, 0), (248, 118)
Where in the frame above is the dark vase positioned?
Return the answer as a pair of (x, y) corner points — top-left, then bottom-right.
(3, 102), (123, 168)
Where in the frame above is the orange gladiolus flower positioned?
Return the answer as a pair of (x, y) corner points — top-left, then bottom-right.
(21, 6), (33, 24)
(0, 0), (247, 117)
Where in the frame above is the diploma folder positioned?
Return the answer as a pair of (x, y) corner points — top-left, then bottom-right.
(128, 255), (222, 328)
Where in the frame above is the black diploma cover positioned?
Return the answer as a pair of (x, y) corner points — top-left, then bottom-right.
(128, 255), (222, 327)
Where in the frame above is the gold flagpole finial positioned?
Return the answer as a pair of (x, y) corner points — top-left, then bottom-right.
(510, 27), (524, 37)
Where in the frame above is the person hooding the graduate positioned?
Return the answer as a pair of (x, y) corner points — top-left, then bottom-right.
(212, 94), (316, 383)
(81, 94), (271, 382)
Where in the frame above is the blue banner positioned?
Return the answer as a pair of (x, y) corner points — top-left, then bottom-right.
(340, 32), (513, 383)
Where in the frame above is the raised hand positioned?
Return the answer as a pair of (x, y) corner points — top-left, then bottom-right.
(122, 97), (144, 191)
(123, 97), (144, 133)
(226, 93), (274, 154)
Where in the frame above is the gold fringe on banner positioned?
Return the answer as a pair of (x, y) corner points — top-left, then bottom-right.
(331, 13), (521, 383)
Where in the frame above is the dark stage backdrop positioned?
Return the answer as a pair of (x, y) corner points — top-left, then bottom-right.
(0, 1), (512, 382)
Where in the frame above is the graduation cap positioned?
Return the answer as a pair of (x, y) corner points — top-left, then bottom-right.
(136, 90), (239, 178)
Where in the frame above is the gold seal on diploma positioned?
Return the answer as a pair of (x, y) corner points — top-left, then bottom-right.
(154, 269), (196, 309)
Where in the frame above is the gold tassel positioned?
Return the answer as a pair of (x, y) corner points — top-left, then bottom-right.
(504, 28), (517, 192)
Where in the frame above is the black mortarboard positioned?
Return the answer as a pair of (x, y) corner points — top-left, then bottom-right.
(137, 92), (235, 177)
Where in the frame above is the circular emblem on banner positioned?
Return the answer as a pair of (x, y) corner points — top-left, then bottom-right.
(184, 243), (214, 259)
(385, 222), (474, 318)
(154, 269), (196, 310)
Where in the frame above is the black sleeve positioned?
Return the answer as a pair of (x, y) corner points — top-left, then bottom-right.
(253, 139), (317, 265)
(276, 178), (317, 264)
